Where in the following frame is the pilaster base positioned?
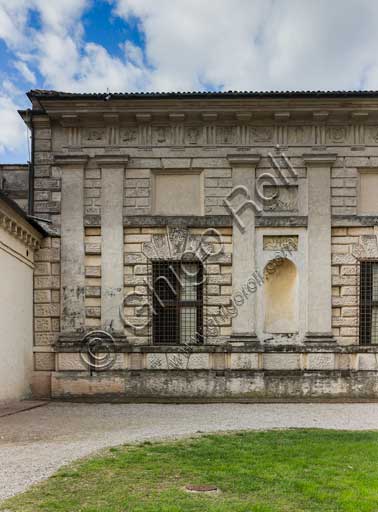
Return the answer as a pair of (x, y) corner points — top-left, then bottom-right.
(305, 332), (336, 344)
(229, 332), (259, 345)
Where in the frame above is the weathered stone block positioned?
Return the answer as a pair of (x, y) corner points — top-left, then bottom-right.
(307, 353), (335, 370)
(34, 290), (52, 303)
(34, 303), (60, 317)
(230, 353), (259, 370)
(34, 333), (56, 346)
(34, 352), (55, 371)
(264, 353), (300, 370)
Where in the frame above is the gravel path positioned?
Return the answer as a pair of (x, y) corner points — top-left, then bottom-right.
(1, 402), (378, 502)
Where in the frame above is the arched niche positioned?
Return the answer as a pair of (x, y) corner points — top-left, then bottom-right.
(263, 258), (298, 334)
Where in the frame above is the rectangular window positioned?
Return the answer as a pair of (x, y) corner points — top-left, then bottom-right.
(152, 261), (203, 344)
(359, 261), (378, 344)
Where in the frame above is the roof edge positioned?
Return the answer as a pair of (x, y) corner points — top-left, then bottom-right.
(27, 89), (378, 101)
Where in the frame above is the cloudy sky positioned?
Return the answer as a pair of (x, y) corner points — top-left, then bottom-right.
(1, 0), (378, 163)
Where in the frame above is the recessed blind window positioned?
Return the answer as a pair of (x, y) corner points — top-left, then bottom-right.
(359, 261), (378, 344)
(152, 261), (203, 344)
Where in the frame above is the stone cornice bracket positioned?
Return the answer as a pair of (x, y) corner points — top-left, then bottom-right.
(202, 113), (218, 122)
(135, 113), (152, 123)
(95, 155), (129, 168)
(54, 153), (89, 167)
(351, 111), (369, 121)
(169, 113), (185, 122)
(302, 153), (337, 166)
(312, 111), (329, 122)
(274, 112), (290, 121)
(227, 154), (261, 167)
(235, 112), (252, 122)
(103, 113), (119, 125)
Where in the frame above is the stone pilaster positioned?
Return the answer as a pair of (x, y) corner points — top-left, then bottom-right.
(226, 154), (260, 343)
(56, 154), (88, 333)
(303, 153), (337, 343)
(96, 155), (128, 333)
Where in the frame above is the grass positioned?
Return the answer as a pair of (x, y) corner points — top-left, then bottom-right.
(3, 429), (378, 512)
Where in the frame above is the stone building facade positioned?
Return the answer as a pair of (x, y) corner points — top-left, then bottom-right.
(14, 89), (378, 399)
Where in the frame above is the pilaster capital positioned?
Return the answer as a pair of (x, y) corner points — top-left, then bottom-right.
(302, 153), (337, 166)
(95, 155), (129, 168)
(227, 154), (261, 167)
(54, 153), (89, 167)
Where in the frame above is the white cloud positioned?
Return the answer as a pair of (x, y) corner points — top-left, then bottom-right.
(0, 94), (27, 155)
(113, 0), (378, 91)
(2, 0), (378, 160)
(14, 61), (36, 84)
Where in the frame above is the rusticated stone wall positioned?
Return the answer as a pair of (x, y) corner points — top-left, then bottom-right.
(123, 226), (233, 345)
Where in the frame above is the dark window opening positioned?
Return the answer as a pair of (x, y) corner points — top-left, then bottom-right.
(359, 260), (378, 344)
(152, 260), (203, 345)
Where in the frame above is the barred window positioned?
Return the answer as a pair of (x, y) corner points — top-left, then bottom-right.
(152, 261), (203, 345)
(359, 261), (378, 344)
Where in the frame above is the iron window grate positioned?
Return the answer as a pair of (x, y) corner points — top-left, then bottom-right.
(151, 260), (204, 345)
(359, 260), (378, 345)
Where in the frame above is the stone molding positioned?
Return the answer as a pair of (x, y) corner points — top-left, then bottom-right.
(302, 153), (338, 166)
(227, 154), (261, 166)
(94, 155), (129, 168)
(58, 117), (378, 149)
(0, 205), (42, 249)
(54, 153), (89, 167)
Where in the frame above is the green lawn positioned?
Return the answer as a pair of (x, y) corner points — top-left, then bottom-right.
(3, 430), (378, 512)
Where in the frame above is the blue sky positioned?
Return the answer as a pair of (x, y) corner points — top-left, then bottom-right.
(1, 0), (378, 163)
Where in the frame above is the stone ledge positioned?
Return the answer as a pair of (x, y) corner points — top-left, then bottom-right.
(51, 369), (378, 400)
(332, 215), (378, 226)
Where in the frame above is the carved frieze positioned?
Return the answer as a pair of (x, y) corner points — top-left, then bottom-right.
(216, 126), (236, 145)
(82, 127), (107, 145)
(186, 126), (201, 145)
(250, 126), (273, 143)
(326, 126), (350, 144)
(263, 235), (299, 252)
(63, 118), (372, 149)
(120, 126), (138, 145)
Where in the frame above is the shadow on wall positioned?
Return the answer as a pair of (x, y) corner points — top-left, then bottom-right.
(264, 258), (298, 334)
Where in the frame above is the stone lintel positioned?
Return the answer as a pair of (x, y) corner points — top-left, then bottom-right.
(332, 215), (378, 226)
(123, 215), (232, 228)
(255, 216), (308, 227)
(303, 153), (337, 166)
(227, 154), (261, 167)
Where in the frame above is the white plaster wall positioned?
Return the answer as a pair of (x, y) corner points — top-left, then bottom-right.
(0, 238), (34, 402)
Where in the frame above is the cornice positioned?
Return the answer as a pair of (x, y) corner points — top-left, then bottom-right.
(227, 154), (261, 166)
(95, 154), (129, 167)
(0, 206), (42, 249)
(54, 153), (89, 166)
